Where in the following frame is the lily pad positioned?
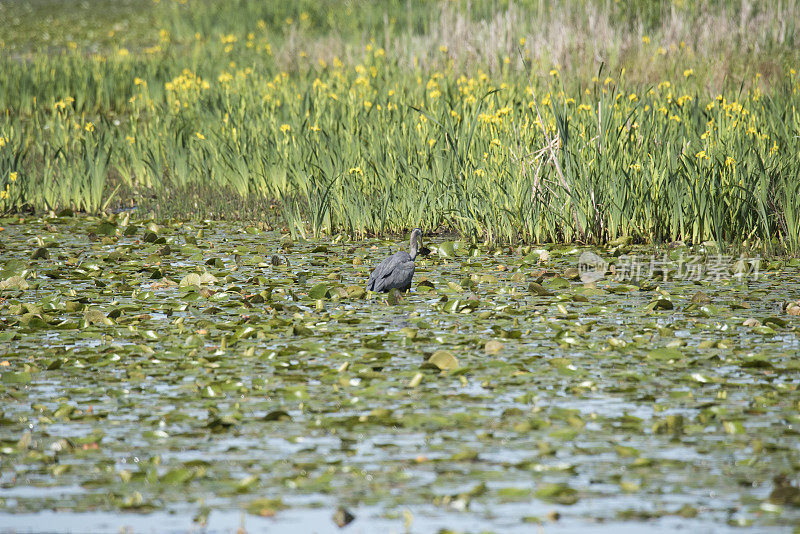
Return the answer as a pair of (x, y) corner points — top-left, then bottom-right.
(425, 350), (459, 370)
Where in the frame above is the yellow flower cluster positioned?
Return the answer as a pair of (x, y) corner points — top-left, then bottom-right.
(106, 37), (794, 202)
(1, 172), (17, 201)
(54, 97), (75, 111)
(165, 70), (210, 92)
(164, 69), (210, 110)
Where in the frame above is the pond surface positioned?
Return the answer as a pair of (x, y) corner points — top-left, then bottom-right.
(0, 214), (799, 533)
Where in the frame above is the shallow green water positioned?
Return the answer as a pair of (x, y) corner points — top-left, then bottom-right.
(1, 214), (799, 533)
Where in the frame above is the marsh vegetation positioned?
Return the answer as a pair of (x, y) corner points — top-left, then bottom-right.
(1, 0), (799, 248)
(1, 1), (800, 532)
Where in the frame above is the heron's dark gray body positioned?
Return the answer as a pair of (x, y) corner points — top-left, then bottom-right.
(367, 229), (421, 293)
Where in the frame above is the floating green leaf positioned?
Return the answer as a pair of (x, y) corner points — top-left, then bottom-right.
(425, 350), (459, 370)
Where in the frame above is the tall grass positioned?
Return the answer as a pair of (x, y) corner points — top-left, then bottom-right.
(0, 0), (799, 251)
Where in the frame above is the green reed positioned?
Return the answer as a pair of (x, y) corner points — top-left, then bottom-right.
(1, 0), (798, 251)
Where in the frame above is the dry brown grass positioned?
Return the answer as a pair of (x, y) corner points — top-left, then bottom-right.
(279, 0), (798, 89)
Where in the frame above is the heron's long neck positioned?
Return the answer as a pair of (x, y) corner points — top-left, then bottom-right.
(409, 235), (419, 260)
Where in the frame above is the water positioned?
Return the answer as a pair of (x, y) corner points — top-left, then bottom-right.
(0, 216), (799, 532)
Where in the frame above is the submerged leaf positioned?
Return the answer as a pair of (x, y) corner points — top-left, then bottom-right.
(484, 340), (504, 354)
(245, 498), (287, 517)
(535, 483), (578, 504)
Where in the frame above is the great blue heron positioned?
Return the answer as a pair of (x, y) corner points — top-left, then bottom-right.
(366, 228), (422, 292)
